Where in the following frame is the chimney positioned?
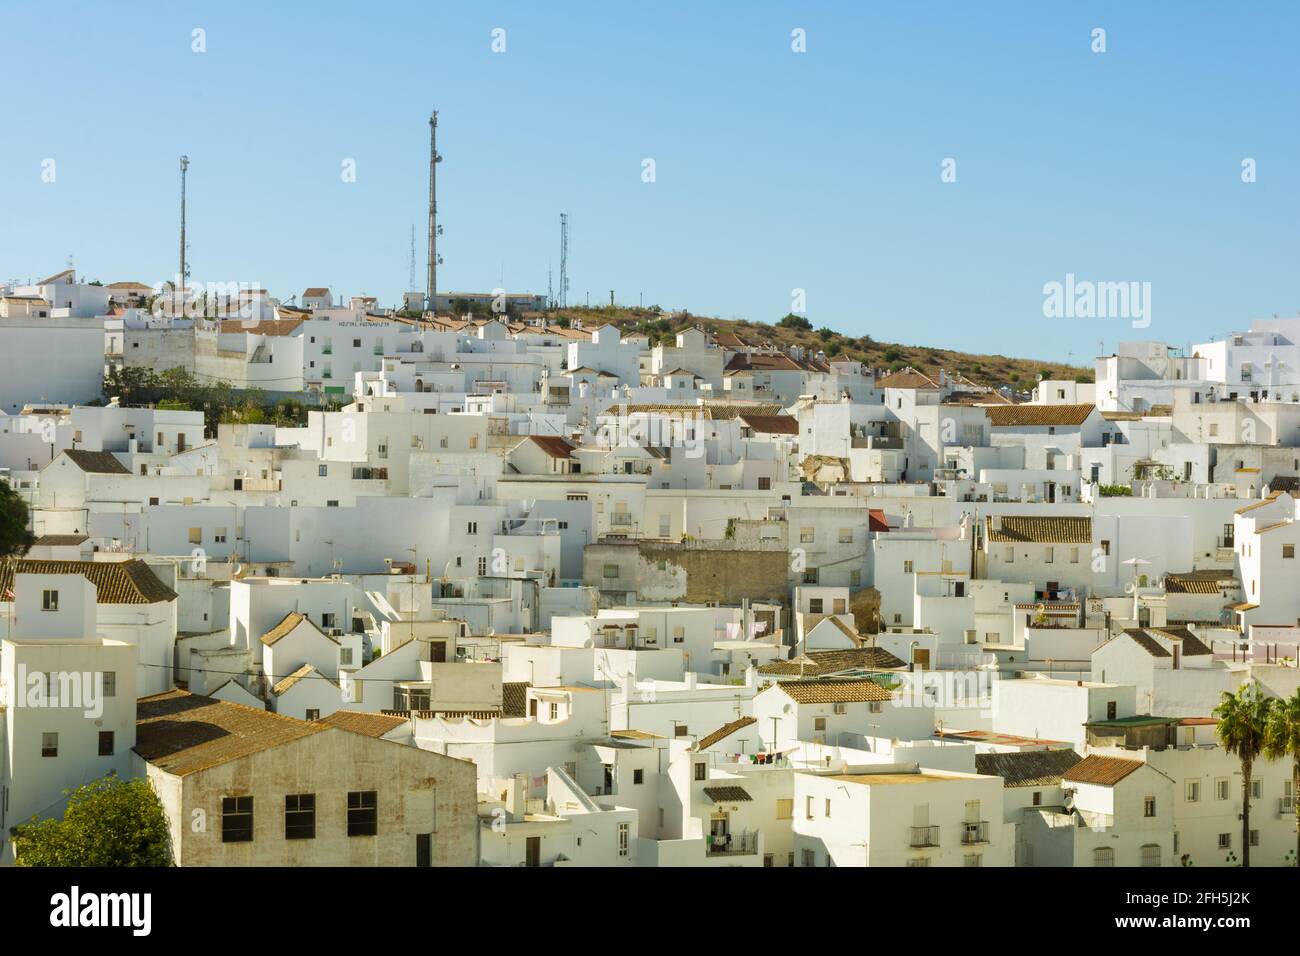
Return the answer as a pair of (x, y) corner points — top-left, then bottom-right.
(505, 773), (527, 822)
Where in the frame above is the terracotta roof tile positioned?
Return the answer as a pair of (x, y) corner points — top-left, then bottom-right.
(1062, 754), (1145, 787)
(0, 558), (176, 605)
(777, 678), (893, 704)
(986, 516), (1092, 544)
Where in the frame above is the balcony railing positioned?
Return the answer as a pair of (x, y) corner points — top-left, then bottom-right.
(1280, 796), (1295, 815)
(707, 831), (758, 856)
(910, 825), (940, 848)
(961, 821), (990, 845)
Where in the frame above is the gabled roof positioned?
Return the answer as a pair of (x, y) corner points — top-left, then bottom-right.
(985, 404), (1097, 427)
(259, 611), (335, 647)
(135, 690), (328, 776)
(32, 534), (88, 547)
(986, 515), (1092, 544)
(777, 678), (892, 704)
(1164, 571), (1230, 594)
(272, 663), (335, 696)
(1062, 754), (1145, 787)
(526, 435), (576, 459)
(0, 558), (177, 604)
(694, 716), (757, 751)
(974, 749), (1083, 788)
(875, 368), (941, 390)
(1120, 628), (1171, 658)
(1148, 626), (1213, 656)
(737, 413), (799, 435)
(218, 317), (304, 336)
(318, 710), (408, 737)
(758, 646), (907, 676)
(302, 287), (330, 297)
(62, 449), (129, 474)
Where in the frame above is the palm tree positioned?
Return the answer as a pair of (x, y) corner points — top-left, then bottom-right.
(1214, 680), (1274, 867)
(1264, 688), (1300, 866)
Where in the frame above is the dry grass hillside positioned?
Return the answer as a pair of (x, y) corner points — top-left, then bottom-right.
(541, 306), (1093, 390)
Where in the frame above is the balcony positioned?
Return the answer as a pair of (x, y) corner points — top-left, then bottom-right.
(961, 821), (990, 845)
(1280, 796), (1295, 816)
(910, 825), (940, 848)
(707, 831), (758, 856)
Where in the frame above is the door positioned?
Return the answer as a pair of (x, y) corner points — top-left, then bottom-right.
(525, 836), (541, 868)
(913, 648), (930, 668)
(431, 641), (447, 663)
(529, 698), (538, 718)
(415, 833), (431, 867)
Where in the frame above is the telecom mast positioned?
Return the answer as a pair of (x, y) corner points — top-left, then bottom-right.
(179, 155), (190, 302)
(425, 110), (443, 313)
(558, 213), (569, 309)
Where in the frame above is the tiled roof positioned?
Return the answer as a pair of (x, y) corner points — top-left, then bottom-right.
(702, 785), (752, 803)
(694, 717), (757, 751)
(738, 413), (799, 435)
(135, 690), (328, 776)
(985, 404), (1097, 427)
(260, 611), (306, 646)
(875, 368), (941, 390)
(0, 558), (177, 604)
(218, 317), (304, 336)
(502, 681), (530, 718)
(974, 749), (1083, 788)
(600, 403), (784, 420)
(62, 449), (129, 474)
(272, 663), (335, 696)
(778, 678), (893, 704)
(1164, 572), (1227, 594)
(1149, 626), (1213, 657)
(1121, 628), (1171, 658)
(758, 647), (907, 676)
(526, 435), (576, 459)
(32, 534), (88, 546)
(302, 287), (330, 297)
(318, 710), (408, 737)
(987, 515), (1092, 544)
(1062, 754), (1145, 787)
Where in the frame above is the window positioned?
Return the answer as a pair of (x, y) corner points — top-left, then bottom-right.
(1185, 781), (1200, 803)
(1218, 833), (1232, 849)
(805, 796), (814, 819)
(549, 702), (559, 721)
(1140, 844), (1161, 867)
(833, 702), (847, 715)
(347, 791), (378, 836)
(477, 556), (488, 576)
(964, 854), (982, 867)
(618, 823), (630, 857)
(633, 769), (644, 785)
(1215, 778), (1230, 801)
(814, 717), (827, 731)
(824, 798), (832, 818)
(1250, 829), (1260, 847)
(1032, 791), (1042, 807)
(222, 796), (254, 843)
(694, 763), (706, 781)
(809, 598), (824, 614)
(869, 701), (883, 714)
(98, 731), (114, 756)
(603, 564), (620, 579)
(1143, 796), (1156, 818)
(285, 794), (316, 839)
(906, 857), (930, 868)
(1251, 778), (1262, 799)
(305, 709), (320, 721)
(318, 464), (328, 477)
(1100, 539), (1110, 556)
(467, 521), (478, 535)
(1093, 846), (1114, 867)
(800, 528), (814, 544)
(42, 589), (59, 611)
(214, 527), (227, 543)
(673, 626), (685, 644)
(41, 732), (58, 757)
(802, 848), (816, 867)
(903, 560), (914, 573)
(758, 476), (771, 490)
(1285, 544), (1295, 559)
(340, 648), (353, 666)
(102, 671), (116, 697)
(776, 799), (793, 820)
(839, 528), (853, 544)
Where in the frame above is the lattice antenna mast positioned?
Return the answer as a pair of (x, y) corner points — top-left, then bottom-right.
(179, 155), (191, 298)
(425, 110), (443, 313)
(559, 213), (569, 309)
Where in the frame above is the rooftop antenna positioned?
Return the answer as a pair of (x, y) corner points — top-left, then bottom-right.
(559, 213), (569, 309)
(425, 110), (443, 313)
(179, 155), (190, 297)
(547, 264), (553, 310)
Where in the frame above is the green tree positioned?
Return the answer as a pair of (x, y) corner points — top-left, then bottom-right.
(0, 478), (34, 559)
(14, 775), (172, 867)
(1264, 688), (1300, 865)
(1214, 680), (1274, 867)
(777, 313), (812, 332)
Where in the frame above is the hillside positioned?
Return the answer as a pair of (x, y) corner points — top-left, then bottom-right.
(541, 306), (1094, 390)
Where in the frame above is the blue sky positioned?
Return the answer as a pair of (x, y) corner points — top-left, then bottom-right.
(2, 1), (1297, 364)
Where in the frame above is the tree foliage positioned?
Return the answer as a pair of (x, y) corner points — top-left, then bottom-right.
(1214, 680), (1275, 867)
(103, 366), (326, 434)
(14, 775), (173, 867)
(0, 478), (34, 559)
(1264, 688), (1300, 866)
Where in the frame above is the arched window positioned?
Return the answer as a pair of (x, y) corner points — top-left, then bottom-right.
(1093, 846), (1115, 867)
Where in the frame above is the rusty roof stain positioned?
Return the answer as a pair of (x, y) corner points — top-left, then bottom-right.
(1062, 754), (1146, 787)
